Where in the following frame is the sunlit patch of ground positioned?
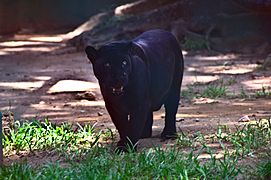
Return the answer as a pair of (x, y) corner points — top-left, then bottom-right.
(183, 71), (220, 85)
(48, 80), (99, 94)
(0, 34), (67, 56)
(0, 41), (48, 47)
(195, 64), (258, 75)
(0, 81), (45, 91)
(242, 76), (271, 90)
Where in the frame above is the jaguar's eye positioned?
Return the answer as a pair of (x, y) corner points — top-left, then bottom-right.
(104, 63), (110, 68)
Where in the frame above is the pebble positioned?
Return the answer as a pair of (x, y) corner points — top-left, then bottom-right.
(194, 118), (200, 122)
(238, 115), (250, 122)
(176, 118), (185, 122)
(39, 101), (45, 104)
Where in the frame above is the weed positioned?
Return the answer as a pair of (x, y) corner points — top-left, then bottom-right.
(257, 161), (271, 179)
(255, 86), (271, 98)
(201, 84), (227, 98)
(240, 86), (248, 98)
(227, 78), (237, 86)
(176, 132), (193, 148)
(3, 120), (100, 155)
(215, 119), (271, 157)
(183, 36), (208, 51)
(207, 151), (240, 179)
(181, 85), (198, 100)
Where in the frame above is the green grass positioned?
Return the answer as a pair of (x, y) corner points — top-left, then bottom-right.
(181, 81), (250, 100)
(3, 119), (104, 156)
(201, 84), (227, 99)
(183, 36), (208, 51)
(182, 80), (271, 100)
(181, 82), (228, 100)
(255, 86), (271, 98)
(215, 119), (271, 157)
(226, 78), (237, 86)
(240, 86), (248, 98)
(0, 146), (241, 179)
(181, 85), (198, 100)
(256, 161), (271, 179)
(0, 118), (270, 179)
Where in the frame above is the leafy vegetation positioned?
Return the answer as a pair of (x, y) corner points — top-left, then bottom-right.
(0, 148), (240, 179)
(181, 83), (228, 100)
(3, 120), (106, 156)
(256, 161), (271, 179)
(255, 86), (271, 98)
(201, 84), (227, 99)
(0, 118), (270, 179)
(183, 36), (208, 51)
(181, 81), (271, 101)
(240, 86), (248, 98)
(180, 85), (198, 100)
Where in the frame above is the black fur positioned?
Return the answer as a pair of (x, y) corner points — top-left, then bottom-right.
(85, 29), (184, 151)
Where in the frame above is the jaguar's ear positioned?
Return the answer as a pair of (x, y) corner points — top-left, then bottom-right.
(85, 46), (98, 64)
(129, 42), (146, 61)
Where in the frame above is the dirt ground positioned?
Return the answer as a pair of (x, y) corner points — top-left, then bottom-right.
(1, 33), (271, 164)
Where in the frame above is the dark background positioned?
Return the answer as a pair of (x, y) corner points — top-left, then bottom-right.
(0, 0), (133, 34)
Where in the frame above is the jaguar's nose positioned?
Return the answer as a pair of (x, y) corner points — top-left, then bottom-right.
(114, 81), (123, 89)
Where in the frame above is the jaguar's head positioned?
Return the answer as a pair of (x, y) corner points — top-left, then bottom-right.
(85, 41), (135, 96)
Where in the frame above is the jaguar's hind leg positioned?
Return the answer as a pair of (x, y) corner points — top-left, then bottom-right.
(161, 85), (180, 139)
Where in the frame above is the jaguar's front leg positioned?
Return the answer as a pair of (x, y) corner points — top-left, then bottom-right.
(105, 103), (128, 150)
(125, 103), (149, 151)
(141, 111), (153, 139)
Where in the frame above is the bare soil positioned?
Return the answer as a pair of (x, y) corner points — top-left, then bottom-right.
(1, 34), (271, 165)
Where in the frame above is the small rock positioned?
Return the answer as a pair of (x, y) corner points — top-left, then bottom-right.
(256, 60), (263, 65)
(39, 101), (45, 104)
(223, 61), (234, 66)
(176, 118), (184, 122)
(194, 118), (200, 122)
(98, 112), (103, 116)
(224, 66), (231, 70)
(238, 115), (250, 122)
(193, 97), (218, 104)
(161, 114), (165, 118)
(76, 91), (96, 101)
